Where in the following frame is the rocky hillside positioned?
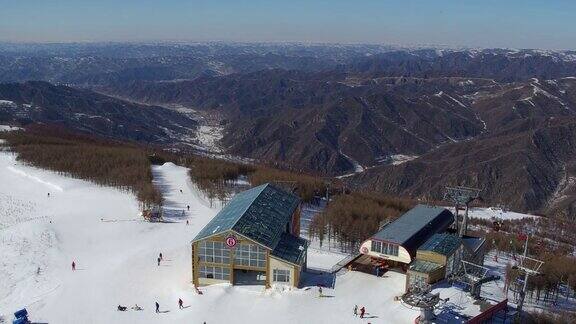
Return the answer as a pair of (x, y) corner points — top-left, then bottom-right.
(104, 71), (489, 173)
(0, 81), (197, 145)
(350, 78), (576, 217)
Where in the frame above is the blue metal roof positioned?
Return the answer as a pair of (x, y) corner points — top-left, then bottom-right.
(419, 233), (462, 256)
(271, 233), (308, 266)
(371, 204), (454, 252)
(192, 183), (300, 249)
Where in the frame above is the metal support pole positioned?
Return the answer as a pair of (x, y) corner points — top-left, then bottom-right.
(459, 203), (469, 237)
(454, 203), (459, 234)
(516, 236), (530, 323)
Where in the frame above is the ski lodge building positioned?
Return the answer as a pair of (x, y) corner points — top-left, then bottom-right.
(191, 183), (308, 288)
(356, 205), (454, 271)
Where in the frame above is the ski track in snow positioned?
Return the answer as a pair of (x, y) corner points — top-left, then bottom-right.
(7, 166), (64, 192)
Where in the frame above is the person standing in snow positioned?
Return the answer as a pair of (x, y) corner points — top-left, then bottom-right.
(360, 306), (365, 319)
(178, 298), (183, 309)
(72, 261), (76, 271)
(318, 286), (323, 297)
(157, 257), (161, 266)
(155, 302), (160, 313)
(353, 305), (358, 317)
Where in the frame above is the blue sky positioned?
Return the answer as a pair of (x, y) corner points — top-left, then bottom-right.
(1, 0), (575, 49)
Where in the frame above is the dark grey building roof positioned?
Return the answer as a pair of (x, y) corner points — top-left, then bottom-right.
(371, 204), (454, 252)
(271, 233), (308, 266)
(192, 183), (301, 250)
(419, 233), (462, 256)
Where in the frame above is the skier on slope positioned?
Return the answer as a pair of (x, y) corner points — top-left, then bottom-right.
(178, 298), (184, 309)
(360, 306), (365, 319)
(155, 302), (160, 313)
(187, 205), (190, 211)
(353, 305), (358, 317)
(159, 253), (163, 261)
(318, 286), (323, 297)
(157, 257), (161, 266)
(72, 261), (76, 271)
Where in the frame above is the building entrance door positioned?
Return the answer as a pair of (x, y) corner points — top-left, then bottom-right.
(233, 269), (266, 285)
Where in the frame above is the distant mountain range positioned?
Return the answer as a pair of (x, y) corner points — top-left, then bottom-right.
(0, 81), (197, 145)
(2, 42), (576, 217)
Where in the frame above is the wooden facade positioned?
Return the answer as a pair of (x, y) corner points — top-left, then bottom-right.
(405, 265), (445, 289)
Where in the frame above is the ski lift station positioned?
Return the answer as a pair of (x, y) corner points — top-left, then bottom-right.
(191, 183), (308, 288)
(356, 205), (454, 270)
(355, 204), (486, 291)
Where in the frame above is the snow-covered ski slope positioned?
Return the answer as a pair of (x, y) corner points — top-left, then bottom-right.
(0, 152), (421, 323)
(0, 155), (220, 323)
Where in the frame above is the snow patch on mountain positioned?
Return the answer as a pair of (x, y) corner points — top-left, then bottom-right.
(339, 150), (364, 173)
(0, 125), (22, 132)
(195, 125), (224, 153)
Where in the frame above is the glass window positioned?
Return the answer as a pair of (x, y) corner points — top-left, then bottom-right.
(371, 241), (399, 256)
(234, 243), (267, 268)
(198, 240), (230, 264)
(382, 243), (389, 255)
(199, 265), (230, 280)
(273, 269), (290, 283)
(389, 244), (399, 256)
(371, 241), (382, 253)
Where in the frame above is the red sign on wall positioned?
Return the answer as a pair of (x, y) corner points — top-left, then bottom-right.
(226, 235), (237, 248)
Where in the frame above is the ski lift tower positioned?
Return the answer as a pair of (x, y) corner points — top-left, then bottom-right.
(443, 186), (481, 237)
(456, 260), (500, 299)
(515, 235), (544, 323)
(401, 284), (441, 324)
